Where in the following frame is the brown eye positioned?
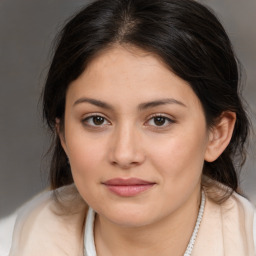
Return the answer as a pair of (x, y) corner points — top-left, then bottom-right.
(83, 115), (110, 127)
(153, 116), (166, 126)
(93, 116), (105, 125)
(146, 114), (174, 128)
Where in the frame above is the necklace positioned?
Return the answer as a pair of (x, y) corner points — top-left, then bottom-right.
(183, 190), (205, 256)
(84, 190), (206, 256)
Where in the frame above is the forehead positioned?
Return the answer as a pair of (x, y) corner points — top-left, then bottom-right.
(80, 45), (173, 85)
(67, 45), (202, 111)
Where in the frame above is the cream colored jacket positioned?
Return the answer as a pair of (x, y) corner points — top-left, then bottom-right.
(3, 184), (256, 256)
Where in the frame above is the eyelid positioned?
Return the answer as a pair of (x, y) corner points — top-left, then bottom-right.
(81, 113), (111, 126)
(147, 113), (175, 121)
(144, 113), (175, 128)
(82, 112), (108, 119)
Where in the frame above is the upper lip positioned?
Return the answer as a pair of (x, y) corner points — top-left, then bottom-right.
(103, 178), (155, 186)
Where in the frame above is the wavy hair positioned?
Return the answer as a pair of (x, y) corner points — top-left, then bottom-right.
(43, 0), (250, 202)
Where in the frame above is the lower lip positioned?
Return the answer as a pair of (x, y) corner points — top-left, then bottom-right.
(105, 184), (155, 197)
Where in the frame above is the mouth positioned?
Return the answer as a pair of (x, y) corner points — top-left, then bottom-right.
(102, 178), (156, 197)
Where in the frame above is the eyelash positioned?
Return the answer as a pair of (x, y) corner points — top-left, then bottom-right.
(82, 113), (111, 128)
(81, 113), (175, 129)
(145, 114), (175, 128)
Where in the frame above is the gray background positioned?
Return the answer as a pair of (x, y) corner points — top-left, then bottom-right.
(0, 0), (255, 218)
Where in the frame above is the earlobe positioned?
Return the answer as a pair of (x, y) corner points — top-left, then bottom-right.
(204, 111), (236, 162)
(55, 118), (68, 155)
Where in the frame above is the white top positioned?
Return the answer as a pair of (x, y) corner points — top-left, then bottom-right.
(0, 213), (18, 256)
(83, 206), (256, 256)
(1, 188), (256, 256)
(84, 207), (97, 256)
(84, 191), (206, 256)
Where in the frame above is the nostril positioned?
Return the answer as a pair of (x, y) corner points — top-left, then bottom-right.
(110, 158), (144, 169)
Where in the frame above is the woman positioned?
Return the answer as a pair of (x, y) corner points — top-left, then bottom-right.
(7, 0), (256, 255)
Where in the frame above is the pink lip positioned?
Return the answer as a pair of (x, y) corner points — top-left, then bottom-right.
(102, 178), (156, 197)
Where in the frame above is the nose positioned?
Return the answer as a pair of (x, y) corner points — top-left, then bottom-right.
(108, 123), (145, 169)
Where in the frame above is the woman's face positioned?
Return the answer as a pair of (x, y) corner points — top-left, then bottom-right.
(60, 46), (211, 227)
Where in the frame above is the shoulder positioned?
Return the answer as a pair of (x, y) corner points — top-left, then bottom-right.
(0, 212), (18, 256)
(9, 184), (88, 256)
(216, 188), (256, 253)
(204, 181), (255, 217)
(194, 186), (256, 255)
(227, 191), (256, 253)
(0, 190), (52, 256)
(232, 193), (256, 253)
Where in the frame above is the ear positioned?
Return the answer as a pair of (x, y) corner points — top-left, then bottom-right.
(55, 118), (68, 155)
(204, 111), (236, 162)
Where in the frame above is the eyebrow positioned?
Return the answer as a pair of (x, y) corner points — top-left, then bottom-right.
(138, 98), (186, 110)
(73, 97), (186, 110)
(73, 97), (113, 110)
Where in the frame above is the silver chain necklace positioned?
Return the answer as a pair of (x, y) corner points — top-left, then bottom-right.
(183, 190), (205, 256)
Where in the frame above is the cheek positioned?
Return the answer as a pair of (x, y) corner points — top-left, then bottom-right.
(148, 129), (207, 184)
(66, 134), (105, 180)
(66, 137), (106, 204)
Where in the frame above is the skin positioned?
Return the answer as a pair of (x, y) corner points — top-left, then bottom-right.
(59, 46), (236, 256)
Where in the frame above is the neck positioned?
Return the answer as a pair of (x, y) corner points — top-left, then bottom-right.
(94, 187), (202, 256)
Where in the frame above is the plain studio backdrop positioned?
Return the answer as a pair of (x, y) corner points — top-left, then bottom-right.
(0, 0), (255, 218)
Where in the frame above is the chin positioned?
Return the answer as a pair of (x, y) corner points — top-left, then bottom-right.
(97, 204), (161, 228)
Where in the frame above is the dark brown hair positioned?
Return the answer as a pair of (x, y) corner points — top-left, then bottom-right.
(43, 0), (250, 202)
